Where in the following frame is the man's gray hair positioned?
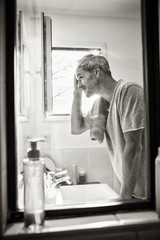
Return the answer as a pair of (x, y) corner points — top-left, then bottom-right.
(77, 54), (111, 75)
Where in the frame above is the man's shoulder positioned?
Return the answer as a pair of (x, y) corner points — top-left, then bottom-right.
(118, 79), (143, 89)
(117, 80), (143, 96)
(114, 80), (144, 107)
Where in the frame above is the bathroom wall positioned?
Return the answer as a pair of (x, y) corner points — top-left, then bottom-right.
(17, 12), (142, 193)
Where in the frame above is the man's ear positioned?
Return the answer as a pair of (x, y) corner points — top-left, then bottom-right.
(94, 66), (100, 78)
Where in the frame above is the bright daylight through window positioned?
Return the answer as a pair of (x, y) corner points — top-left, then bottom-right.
(47, 48), (101, 116)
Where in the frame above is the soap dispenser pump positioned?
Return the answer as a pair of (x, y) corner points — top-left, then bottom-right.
(23, 138), (45, 232)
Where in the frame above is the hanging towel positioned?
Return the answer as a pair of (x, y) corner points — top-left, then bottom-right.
(90, 97), (109, 143)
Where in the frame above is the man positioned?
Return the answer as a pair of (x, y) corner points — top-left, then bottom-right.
(71, 54), (149, 200)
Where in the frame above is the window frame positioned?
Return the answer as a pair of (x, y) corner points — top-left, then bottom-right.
(4, 0), (160, 225)
(16, 11), (31, 119)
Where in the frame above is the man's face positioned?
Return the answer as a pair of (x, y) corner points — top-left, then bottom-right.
(75, 67), (100, 97)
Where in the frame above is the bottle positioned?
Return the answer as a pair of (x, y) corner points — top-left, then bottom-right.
(155, 147), (160, 217)
(23, 138), (45, 232)
(79, 170), (86, 184)
(72, 164), (78, 185)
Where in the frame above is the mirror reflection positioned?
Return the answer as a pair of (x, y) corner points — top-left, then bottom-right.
(16, 0), (149, 210)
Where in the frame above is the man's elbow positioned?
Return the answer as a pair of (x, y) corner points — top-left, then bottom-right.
(71, 127), (82, 135)
(71, 130), (79, 135)
(71, 125), (88, 135)
(71, 119), (89, 135)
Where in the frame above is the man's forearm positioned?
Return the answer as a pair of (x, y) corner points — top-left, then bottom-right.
(120, 143), (142, 199)
(71, 90), (85, 134)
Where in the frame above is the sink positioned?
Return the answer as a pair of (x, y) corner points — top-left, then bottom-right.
(57, 183), (119, 205)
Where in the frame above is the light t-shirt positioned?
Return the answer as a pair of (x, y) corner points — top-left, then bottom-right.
(85, 79), (149, 199)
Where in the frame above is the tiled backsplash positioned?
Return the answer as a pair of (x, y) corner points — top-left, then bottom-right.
(18, 146), (120, 194)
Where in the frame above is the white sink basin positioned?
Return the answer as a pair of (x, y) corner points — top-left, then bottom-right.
(57, 183), (118, 205)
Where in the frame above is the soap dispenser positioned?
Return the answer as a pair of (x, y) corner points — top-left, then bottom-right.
(23, 138), (45, 232)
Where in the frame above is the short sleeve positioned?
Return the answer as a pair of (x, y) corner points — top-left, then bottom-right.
(118, 84), (145, 132)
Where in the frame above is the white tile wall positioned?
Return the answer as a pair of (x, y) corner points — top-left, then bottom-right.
(87, 147), (112, 184)
(61, 147), (89, 179)
(17, 146), (116, 188)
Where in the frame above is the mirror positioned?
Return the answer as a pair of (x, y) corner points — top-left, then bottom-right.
(16, 0), (150, 210)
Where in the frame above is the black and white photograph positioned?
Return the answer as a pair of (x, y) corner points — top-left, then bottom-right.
(0, 0), (160, 239)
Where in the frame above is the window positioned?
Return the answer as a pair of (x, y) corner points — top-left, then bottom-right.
(48, 47), (101, 116)
(42, 15), (102, 117)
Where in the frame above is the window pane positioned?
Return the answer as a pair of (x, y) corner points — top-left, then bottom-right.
(50, 48), (101, 116)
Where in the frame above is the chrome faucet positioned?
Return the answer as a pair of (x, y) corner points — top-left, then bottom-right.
(45, 169), (72, 188)
(53, 175), (72, 187)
